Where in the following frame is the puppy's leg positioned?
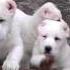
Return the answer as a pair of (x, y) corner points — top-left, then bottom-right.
(2, 39), (24, 70)
(2, 25), (24, 70)
(2, 45), (23, 70)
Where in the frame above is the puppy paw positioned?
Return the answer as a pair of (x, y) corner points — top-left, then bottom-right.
(30, 55), (46, 67)
(2, 60), (19, 70)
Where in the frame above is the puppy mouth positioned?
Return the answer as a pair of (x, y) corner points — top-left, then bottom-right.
(44, 53), (55, 64)
(44, 50), (52, 56)
(45, 53), (54, 60)
(44, 49), (55, 57)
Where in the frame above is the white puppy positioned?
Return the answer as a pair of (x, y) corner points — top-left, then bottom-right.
(0, 0), (69, 70)
(30, 19), (70, 70)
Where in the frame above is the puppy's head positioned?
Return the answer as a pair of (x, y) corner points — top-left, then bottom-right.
(37, 19), (69, 57)
(0, 0), (16, 41)
(35, 2), (62, 21)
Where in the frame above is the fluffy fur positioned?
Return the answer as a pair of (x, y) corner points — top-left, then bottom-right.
(0, 0), (69, 70)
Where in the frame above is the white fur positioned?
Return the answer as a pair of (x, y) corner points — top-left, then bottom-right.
(0, 0), (68, 70)
(31, 19), (70, 70)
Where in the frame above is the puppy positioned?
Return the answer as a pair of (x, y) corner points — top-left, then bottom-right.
(0, 0), (69, 70)
(30, 19), (70, 70)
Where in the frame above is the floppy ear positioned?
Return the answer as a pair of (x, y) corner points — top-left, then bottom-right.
(64, 26), (70, 38)
(61, 19), (70, 38)
(7, 0), (17, 14)
(37, 2), (62, 20)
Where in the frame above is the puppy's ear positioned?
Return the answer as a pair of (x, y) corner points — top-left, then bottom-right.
(37, 2), (62, 20)
(7, 0), (17, 14)
(64, 27), (70, 38)
(61, 19), (70, 38)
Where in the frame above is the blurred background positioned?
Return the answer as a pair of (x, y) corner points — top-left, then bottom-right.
(14, 0), (70, 26)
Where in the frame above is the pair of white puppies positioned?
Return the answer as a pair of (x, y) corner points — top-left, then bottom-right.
(0, 0), (69, 70)
(30, 15), (70, 70)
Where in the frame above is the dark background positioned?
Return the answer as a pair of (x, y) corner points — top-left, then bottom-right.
(15, 0), (70, 26)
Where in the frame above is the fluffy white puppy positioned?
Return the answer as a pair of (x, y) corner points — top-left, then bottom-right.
(0, 0), (69, 70)
(30, 19), (70, 70)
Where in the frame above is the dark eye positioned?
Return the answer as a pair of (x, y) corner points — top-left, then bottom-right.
(55, 37), (60, 41)
(57, 19), (60, 21)
(0, 19), (5, 22)
(42, 35), (47, 38)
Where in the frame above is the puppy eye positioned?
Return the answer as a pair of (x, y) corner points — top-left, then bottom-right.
(55, 37), (60, 41)
(0, 19), (5, 23)
(57, 19), (60, 21)
(42, 35), (47, 38)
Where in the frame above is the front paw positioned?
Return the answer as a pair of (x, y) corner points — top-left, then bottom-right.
(30, 55), (46, 67)
(2, 60), (19, 70)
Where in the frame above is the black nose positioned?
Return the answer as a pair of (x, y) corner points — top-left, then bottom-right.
(45, 46), (52, 53)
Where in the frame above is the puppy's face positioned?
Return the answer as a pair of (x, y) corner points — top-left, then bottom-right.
(38, 19), (68, 57)
(0, 0), (16, 41)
